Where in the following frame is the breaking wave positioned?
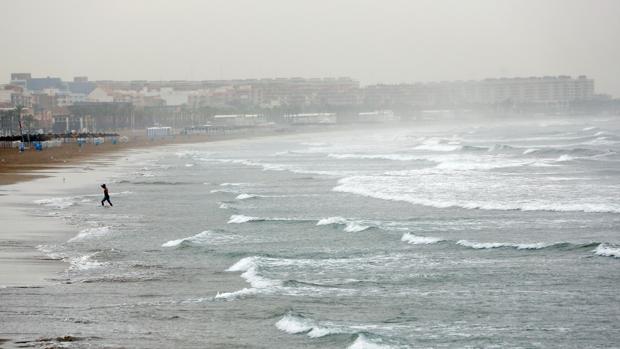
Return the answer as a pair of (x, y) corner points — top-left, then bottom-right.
(162, 231), (215, 247)
(68, 227), (111, 243)
(455, 240), (600, 251)
(215, 256), (281, 300)
(593, 243), (620, 258)
(328, 153), (422, 161)
(401, 233), (443, 245)
(227, 215), (311, 224)
(333, 176), (620, 214)
(276, 313), (397, 348)
(235, 193), (257, 200)
(69, 253), (107, 271)
(317, 216), (371, 232)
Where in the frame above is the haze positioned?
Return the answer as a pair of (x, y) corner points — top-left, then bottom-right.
(1, 0), (620, 96)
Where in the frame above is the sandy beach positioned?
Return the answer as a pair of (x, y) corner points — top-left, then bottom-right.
(0, 125), (345, 288)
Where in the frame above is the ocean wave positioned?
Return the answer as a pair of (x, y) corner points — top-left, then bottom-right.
(220, 182), (250, 186)
(34, 197), (76, 209)
(68, 227), (111, 243)
(593, 243), (620, 258)
(275, 313), (345, 338)
(487, 144), (515, 152)
(434, 159), (532, 171)
(205, 157), (353, 177)
(333, 176), (620, 213)
(349, 334), (396, 349)
(228, 215), (260, 224)
(401, 233), (443, 245)
(317, 216), (371, 232)
(228, 214), (311, 224)
(456, 240), (599, 251)
(301, 142), (329, 146)
(328, 153), (421, 161)
(415, 143), (461, 152)
(235, 193), (257, 200)
(216, 257), (281, 300)
(162, 231), (211, 247)
(69, 253), (107, 271)
(276, 313), (397, 348)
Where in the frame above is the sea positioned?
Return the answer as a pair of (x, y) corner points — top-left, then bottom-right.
(2, 116), (619, 348)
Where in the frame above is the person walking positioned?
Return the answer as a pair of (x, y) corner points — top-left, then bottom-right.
(101, 184), (113, 207)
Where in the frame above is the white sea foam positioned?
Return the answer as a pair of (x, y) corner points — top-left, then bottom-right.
(215, 287), (258, 300)
(344, 222), (371, 233)
(401, 233), (443, 245)
(235, 193), (257, 200)
(457, 240), (554, 250)
(228, 215), (259, 224)
(348, 334), (394, 349)
(301, 142), (329, 146)
(216, 257), (281, 300)
(328, 153), (421, 161)
(220, 182), (249, 186)
(317, 216), (348, 226)
(317, 216), (370, 232)
(218, 202), (230, 209)
(523, 148), (538, 155)
(415, 143), (461, 152)
(556, 154), (575, 162)
(34, 197), (75, 209)
(162, 231), (213, 247)
(69, 253), (107, 271)
(275, 313), (344, 338)
(68, 227), (111, 243)
(593, 243), (620, 258)
(434, 159), (531, 171)
(333, 176), (620, 214)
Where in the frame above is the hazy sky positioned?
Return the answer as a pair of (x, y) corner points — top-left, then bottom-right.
(2, 0), (619, 96)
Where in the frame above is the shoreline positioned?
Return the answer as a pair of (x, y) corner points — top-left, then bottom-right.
(0, 124), (364, 186)
(0, 123), (373, 288)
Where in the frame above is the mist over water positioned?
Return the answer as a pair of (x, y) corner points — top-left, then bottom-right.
(2, 116), (618, 348)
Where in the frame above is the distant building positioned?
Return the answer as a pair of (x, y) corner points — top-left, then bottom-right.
(284, 113), (337, 125)
(363, 75), (595, 108)
(357, 110), (399, 123)
(212, 114), (265, 127)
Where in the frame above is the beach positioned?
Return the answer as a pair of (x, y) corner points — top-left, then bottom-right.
(1, 117), (619, 348)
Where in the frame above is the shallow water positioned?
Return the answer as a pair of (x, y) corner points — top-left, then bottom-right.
(2, 117), (620, 348)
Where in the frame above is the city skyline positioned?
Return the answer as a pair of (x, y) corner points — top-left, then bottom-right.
(2, 0), (620, 97)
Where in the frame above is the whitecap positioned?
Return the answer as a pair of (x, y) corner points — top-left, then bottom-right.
(344, 222), (370, 233)
(556, 154), (574, 162)
(162, 231), (212, 247)
(235, 193), (257, 200)
(328, 153), (420, 161)
(317, 216), (370, 232)
(593, 243), (620, 258)
(68, 227), (111, 243)
(457, 240), (554, 250)
(34, 197), (75, 209)
(227, 215), (259, 224)
(415, 144), (461, 152)
(401, 233), (443, 245)
(69, 253), (107, 271)
(275, 313), (344, 338)
(317, 216), (348, 226)
(348, 334), (395, 349)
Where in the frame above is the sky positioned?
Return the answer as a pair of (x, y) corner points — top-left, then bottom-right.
(1, 0), (619, 96)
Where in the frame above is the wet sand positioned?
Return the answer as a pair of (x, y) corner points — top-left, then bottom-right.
(0, 162), (118, 288)
(0, 125), (347, 288)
